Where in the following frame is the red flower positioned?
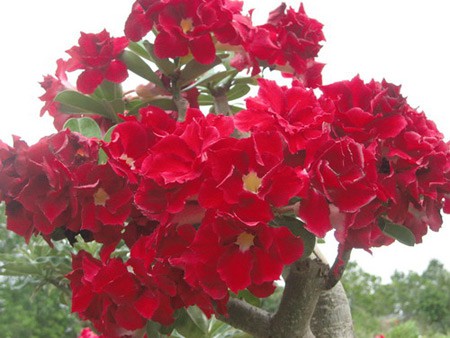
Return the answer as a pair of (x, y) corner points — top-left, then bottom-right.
(234, 79), (332, 153)
(0, 131), (99, 242)
(103, 105), (177, 183)
(66, 30), (128, 94)
(318, 76), (450, 248)
(77, 328), (99, 338)
(67, 251), (151, 336)
(75, 162), (133, 233)
(198, 132), (308, 226)
(178, 211), (303, 297)
(243, 3), (325, 86)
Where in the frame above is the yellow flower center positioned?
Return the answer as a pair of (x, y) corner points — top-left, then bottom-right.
(94, 187), (110, 207)
(180, 18), (194, 34)
(235, 232), (255, 252)
(242, 171), (262, 194)
(119, 153), (136, 170)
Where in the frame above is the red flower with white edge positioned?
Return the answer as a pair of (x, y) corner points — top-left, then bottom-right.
(66, 30), (128, 94)
(178, 211), (303, 298)
(235, 79), (332, 153)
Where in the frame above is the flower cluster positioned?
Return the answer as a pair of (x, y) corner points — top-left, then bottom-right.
(1, 0), (450, 337)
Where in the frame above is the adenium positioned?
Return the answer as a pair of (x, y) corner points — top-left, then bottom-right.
(1, 0), (449, 337)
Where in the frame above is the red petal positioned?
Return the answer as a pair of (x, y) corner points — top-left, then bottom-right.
(134, 291), (160, 319)
(298, 189), (331, 237)
(154, 31), (189, 59)
(104, 60), (128, 83)
(218, 248), (252, 293)
(189, 34), (216, 64)
(77, 69), (103, 94)
(114, 304), (146, 331)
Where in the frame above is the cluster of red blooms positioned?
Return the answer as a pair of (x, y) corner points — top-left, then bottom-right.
(1, 1), (450, 337)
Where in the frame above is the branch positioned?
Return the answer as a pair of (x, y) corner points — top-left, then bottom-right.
(172, 89), (189, 121)
(270, 258), (329, 338)
(212, 92), (231, 115)
(217, 297), (271, 338)
(325, 247), (352, 290)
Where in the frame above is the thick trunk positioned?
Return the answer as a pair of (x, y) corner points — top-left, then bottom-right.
(311, 282), (354, 337)
(221, 257), (354, 338)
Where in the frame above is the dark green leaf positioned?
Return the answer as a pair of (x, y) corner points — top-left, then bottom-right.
(103, 98), (125, 116)
(198, 94), (214, 106)
(234, 76), (258, 86)
(143, 41), (176, 75)
(128, 99), (177, 115)
(145, 320), (163, 338)
(128, 41), (153, 61)
(172, 308), (207, 338)
(98, 125), (117, 164)
(227, 84), (251, 101)
(63, 117), (102, 139)
(378, 218), (416, 246)
(120, 50), (164, 87)
(229, 105), (245, 114)
(55, 90), (111, 117)
(186, 306), (209, 334)
(237, 289), (261, 307)
(179, 57), (222, 86)
(184, 69), (237, 91)
(94, 80), (123, 101)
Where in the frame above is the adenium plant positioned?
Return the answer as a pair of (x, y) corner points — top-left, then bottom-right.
(1, 0), (449, 337)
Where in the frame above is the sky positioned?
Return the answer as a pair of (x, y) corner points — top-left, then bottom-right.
(0, 0), (449, 282)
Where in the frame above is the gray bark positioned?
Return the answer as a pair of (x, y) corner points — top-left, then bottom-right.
(221, 254), (354, 338)
(311, 282), (354, 338)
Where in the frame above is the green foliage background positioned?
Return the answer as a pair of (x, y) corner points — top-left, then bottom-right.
(0, 203), (83, 338)
(342, 259), (450, 338)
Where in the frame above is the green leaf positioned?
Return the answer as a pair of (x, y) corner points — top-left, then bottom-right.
(98, 125), (117, 164)
(378, 218), (416, 246)
(128, 41), (153, 61)
(94, 80), (123, 101)
(234, 76), (258, 86)
(179, 57), (222, 86)
(0, 263), (40, 276)
(143, 41), (177, 75)
(229, 105), (245, 114)
(186, 306), (208, 334)
(103, 98), (125, 116)
(184, 69), (237, 91)
(198, 94), (214, 106)
(63, 117), (102, 139)
(172, 308), (207, 338)
(55, 90), (111, 117)
(236, 289), (261, 307)
(227, 84), (251, 101)
(145, 320), (163, 338)
(120, 50), (164, 88)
